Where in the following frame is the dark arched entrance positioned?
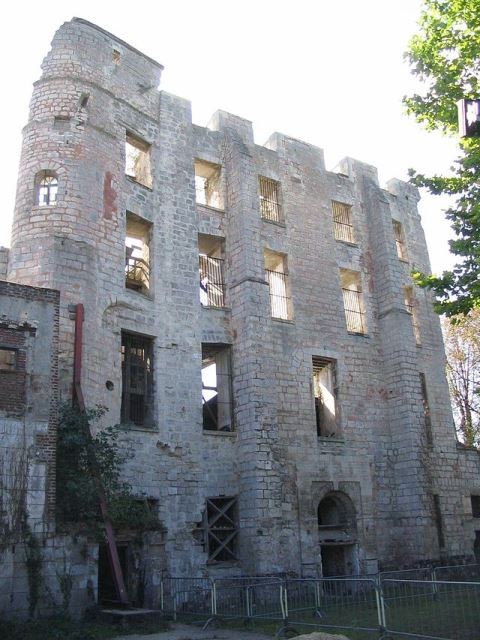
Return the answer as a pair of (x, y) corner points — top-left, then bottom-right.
(317, 491), (358, 577)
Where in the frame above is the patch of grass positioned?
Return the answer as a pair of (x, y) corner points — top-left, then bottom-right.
(0, 615), (169, 640)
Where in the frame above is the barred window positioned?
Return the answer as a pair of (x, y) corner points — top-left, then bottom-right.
(121, 332), (153, 427)
(340, 269), (366, 334)
(199, 234), (226, 308)
(259, 177), (283, 223)
(264, 250), (292, 320)
(202, 344), (233, 432)
(332, 201), (355, 243)
(404, 286), (421, 344)
(313, 357), (340, 437)
(204, 496), (238, 563)
(393, 220), (407, 260)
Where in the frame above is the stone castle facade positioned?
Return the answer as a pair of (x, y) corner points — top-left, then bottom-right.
(1, 17), (480, 618)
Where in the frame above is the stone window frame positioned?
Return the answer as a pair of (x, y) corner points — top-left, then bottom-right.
(259, 176), (284, 224)
(339, 268), (367, 335)
(332, 201), (356, 244)
(0, 346), (18, 372)
(471, 495), (480, 519)
(202, 343), (234, 433)
(121, 331), (154, 428)
(35, 170), (58, 207)
(392, 219), (408, 261)
(312, 356), (341, 438)
(125, 131), (153, 189)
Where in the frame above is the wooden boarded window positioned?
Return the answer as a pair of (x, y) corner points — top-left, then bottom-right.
(259, 177), (282, 223)
(204, 496), (238, 562)
(332, 201), (355, 243)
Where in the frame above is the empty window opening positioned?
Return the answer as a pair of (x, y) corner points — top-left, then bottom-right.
(313, 357), (339, 437)
(393, 220), (407, 260)
(199, 234), (225, 308)
(125, 212), (151, 295)
(195, 160), (223, 209)
(259, 176), (283, 223)
(36, 171), (58, 207)
(432, 494), (445, 549)
(204, 496), (238, 563)
(404, 286), (421, 344)
(318, 492), (357, 577)
(340, 269), (366, 334)
(202, 344), (233, 432)
(0, 348), (17, 371)
(264, 249), (292, 320)
(121, 332), (153, 427)
(112, 49), (121, 64)
(471, 495), (480, 518)
(332, 201), (355, 243)
(419, 372), (433, 444)
(125, 132), (152, 188)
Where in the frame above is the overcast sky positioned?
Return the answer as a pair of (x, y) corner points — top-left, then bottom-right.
(0, 0), (460, 273)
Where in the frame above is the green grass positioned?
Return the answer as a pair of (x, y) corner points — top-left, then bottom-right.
(0, 615), (170, 640)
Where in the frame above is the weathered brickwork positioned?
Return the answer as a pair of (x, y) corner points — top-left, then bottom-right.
(3, 17), (480, 617)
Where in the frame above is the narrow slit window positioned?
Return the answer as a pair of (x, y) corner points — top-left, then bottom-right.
(259, 177), (283, 223)
(393, 220), (407, 260)
(419, 372), (433, 444)
(264, 250), (292, 320)
(313, 357), (340, 437)
(332, 201), (355, 243)
(404, 286), (421, 344)
(202, 344), (233, 432)
(204, 496), (238, 562)
(121, 332), (153, 427)
(125, 212), (151, 295)
(125, 132), (152, 188)
(340, 269), (366, 334)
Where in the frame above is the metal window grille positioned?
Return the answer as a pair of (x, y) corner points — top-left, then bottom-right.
(38, 174), (58, 206)
(332, 201), (355, 243)
(204, 496), (238, 562)
(199, 255), (225, 307)
(259, 177), (282, 222)
(121, 333), (153, 427)
(265, 268), (290, 319)
(341, 287), (366, 334)
(393, 220), (407, 260)
(202, 345), (233, 432)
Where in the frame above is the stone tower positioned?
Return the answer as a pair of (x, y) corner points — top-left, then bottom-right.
(6, 18), (480, 603)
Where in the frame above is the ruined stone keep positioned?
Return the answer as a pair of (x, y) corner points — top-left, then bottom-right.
(1, 17), (480, 617)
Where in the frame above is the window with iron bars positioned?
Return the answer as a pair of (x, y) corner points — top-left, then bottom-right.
(36, 171), (58, 207)
(125, 212), (151, 295)
(259, 176), (283, 223)
(332, 201), (355, 243)
(404, 286), (421, 344)
(340, 269), (366, 334)
(204, 496), (238, 563)
(393, 220), (408, 260)
(198, 234), (226, 307)
(264, 250), (292, 320)
(202, 344), (233, 432)
(121, 332), (153, 427)
(313, 357), (340, 437)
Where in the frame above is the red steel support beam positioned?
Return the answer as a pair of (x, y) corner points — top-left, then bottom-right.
(72, 303), (130, 607)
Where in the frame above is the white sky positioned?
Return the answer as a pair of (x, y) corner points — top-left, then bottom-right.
(0, 0), (460, 273)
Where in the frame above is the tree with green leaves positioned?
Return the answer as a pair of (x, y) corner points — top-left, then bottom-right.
(443, 309), (480, 446)
(405, 0), (480, 316)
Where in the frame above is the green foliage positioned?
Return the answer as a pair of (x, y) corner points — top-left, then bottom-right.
(24, 525), (43, 620)
(405, 0), (480, 315)
(56, 404), (161, 533)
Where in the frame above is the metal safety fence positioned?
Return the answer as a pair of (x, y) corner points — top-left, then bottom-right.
(159, 574), (480, 639)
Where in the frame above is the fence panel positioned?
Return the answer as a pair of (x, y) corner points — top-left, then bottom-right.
(382, 579), (480, 640)
(434, 563), (480, 582)
(284, 578), (381, 636)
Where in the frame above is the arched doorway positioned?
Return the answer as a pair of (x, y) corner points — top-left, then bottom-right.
(317, 491), (358, 577)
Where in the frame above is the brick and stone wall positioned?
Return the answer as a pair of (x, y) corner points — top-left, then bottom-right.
(3, 17), (480, 618)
